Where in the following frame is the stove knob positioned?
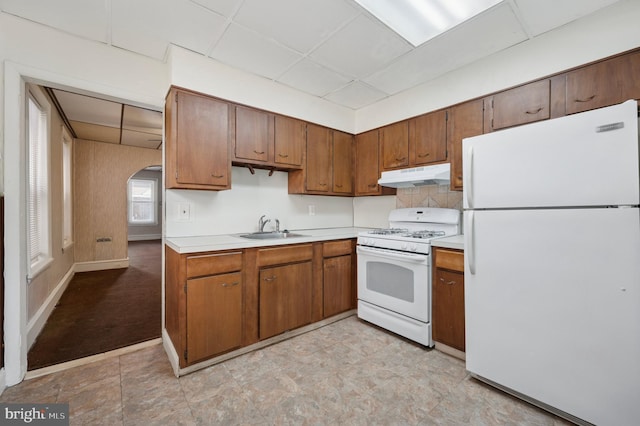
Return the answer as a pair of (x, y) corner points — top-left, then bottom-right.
(409, 243), (418, 252)
(401, 243), (408, 251)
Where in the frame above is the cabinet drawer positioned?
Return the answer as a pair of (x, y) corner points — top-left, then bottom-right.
(257, 244), (313, 266)
(186, 251), (242, 278)
(434, 249), (464, 272)
(323, 240), (352, 258)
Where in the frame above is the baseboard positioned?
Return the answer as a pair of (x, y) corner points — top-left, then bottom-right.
(74, 258), (129, 272)
(127, 234), (162, 241)
(162, 329), (180, 377)
(27, 267), (75, 349)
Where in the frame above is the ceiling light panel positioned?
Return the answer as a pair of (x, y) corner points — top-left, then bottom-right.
(354, 0), (502, 46)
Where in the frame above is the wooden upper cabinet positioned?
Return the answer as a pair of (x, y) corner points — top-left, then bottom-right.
(380, 121), (409, 171)
(489, 80), (551, 131)
(234, 106), (273, 163)
(448, 99), (484, 191)
(165, 88), (231, 191)
(355, 130), (382, 195)
(566, 51), (640, 114)
(332, 131), (354, 194)
(274, 115), (305, 168)
(305, 124), (332, 192)
(409, 110), (447, 165)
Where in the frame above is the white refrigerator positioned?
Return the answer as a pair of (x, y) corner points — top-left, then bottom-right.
(462, 100), (640, 426)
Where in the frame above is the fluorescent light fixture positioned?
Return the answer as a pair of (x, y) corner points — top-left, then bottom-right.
(354, 0), (502, 46)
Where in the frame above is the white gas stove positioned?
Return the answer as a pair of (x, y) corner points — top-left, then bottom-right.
(358, 208), (460, 254)
(357, 207), (461, 346)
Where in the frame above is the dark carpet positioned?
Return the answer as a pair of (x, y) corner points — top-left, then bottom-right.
(27, 240), (162, 370)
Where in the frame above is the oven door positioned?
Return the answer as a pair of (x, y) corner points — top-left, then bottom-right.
(356, 245), (430, 322)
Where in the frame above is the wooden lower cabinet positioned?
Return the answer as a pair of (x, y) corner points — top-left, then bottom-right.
(432, 248), (465, 352)
(259, 261), (313, 339)
(186, 272), (242, 364)
(322, 240), (355, 318)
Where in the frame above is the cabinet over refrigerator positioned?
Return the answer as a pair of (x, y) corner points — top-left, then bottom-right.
(462, 100), (640, 426)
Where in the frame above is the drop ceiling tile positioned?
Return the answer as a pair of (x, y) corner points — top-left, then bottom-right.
(53, 89), (122, 127)
(189, 0), (242, 17)
(112, 0), (226, 59)
(121, 129), (163, 149)
(122, 105), (162, 134)
(71, 121), (121, 144)
(324, 81), (387, 109)
(278, 59), (352, 97)
(514, 0), (620, 36)
(0, 0), (109, 42)
(310, 14), (412, 79)
(234, 0), (359, 53)
(210, 23), (302, 80)
(364, 3), (528, 95)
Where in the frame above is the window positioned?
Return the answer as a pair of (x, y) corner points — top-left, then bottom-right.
(128, 178), (157, 225)
(27, 86), (52, 278)
(62, 125), (73, 249)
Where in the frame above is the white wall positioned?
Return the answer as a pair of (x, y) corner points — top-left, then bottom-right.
(168, 46), (355, 133)
(355, 0), (640, 132)
(165, 167), (354, 237)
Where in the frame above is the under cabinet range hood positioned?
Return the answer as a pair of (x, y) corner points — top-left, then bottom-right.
(378, 163), (451, 188)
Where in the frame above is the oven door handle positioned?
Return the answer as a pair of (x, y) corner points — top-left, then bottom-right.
(357, 246), (428, 263)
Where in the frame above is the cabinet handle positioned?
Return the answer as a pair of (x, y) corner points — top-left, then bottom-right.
(222, 282), (240, 287)
(263, 275), (277, 282)
(320, 183), (328, 186)
(278, 153), (289, 158)
(335, 184), (343, 188)
(211, 174), (224, 178)
(439, 278), (456, 285)
(525, 107), (543, 115)
(395, 157), (406, 162)
(417, 153), (430, 158)
(575, 94), (596, 103)
(253, 150), (265, 155)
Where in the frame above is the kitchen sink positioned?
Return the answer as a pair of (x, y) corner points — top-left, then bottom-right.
(238, 231), (307, 240)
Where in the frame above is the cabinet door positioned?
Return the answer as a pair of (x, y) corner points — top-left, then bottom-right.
(409, 111), (447, 166)
(332, 131), (354, 194)
(306, 124), (332, 192)
(380, 121), (409, 170)
(432, 268), (465, 351)
(186, 272), (242, 364)
(448, 99), (484, 191)
(566, 52), (640, 114)
(174, 90), (230, 188)
(355, 130), (382, 195)
(234, 106), (272, 163)
(490, 80), (550, 130)
(259, 261), (312, 339)
(274, 115), (305, 167)
(323, 255), (352, 318)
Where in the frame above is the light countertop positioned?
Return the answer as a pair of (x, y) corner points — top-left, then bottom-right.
(166, 227), (370, 254)
(431, 234), (464, 251)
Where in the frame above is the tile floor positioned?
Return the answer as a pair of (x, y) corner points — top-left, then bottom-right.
(1, 316), (572, 425)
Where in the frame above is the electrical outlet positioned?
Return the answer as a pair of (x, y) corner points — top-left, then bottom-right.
(178, 203), (191, 222)
(308, 205), (316, 216)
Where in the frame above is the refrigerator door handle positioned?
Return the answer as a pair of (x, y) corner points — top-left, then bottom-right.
(465, 145), (474, 209)
(468, 211), (476, 275)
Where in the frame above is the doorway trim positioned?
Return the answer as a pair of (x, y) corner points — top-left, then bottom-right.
(3, 61), (163, 386)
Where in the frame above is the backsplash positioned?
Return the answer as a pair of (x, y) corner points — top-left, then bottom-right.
(396, 184), (463, 211)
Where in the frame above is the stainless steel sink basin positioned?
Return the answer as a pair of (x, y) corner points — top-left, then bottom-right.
(238, 231), (307, 240)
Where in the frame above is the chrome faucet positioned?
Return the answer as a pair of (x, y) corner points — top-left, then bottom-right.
(258, 215), (270, 232)
(275, 219), (280, 232)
